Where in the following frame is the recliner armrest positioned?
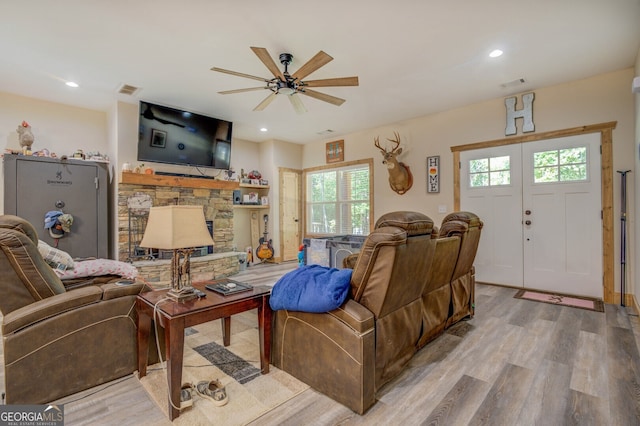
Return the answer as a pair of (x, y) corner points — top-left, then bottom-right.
(3, 286), (103, 334)
(327, 298), (375, 334)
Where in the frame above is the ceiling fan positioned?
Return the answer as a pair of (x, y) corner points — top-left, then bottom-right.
(212, 47), (359, 114)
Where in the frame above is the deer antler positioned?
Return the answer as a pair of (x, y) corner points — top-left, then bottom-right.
(374, 136), (384, 151)
(387, 131), (401, 153)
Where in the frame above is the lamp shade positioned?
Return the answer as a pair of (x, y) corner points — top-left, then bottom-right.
(140, 205), (214, 250)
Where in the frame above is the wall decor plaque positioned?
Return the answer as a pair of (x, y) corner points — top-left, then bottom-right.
(427, 155), (440, 193)
(326, 140), (344, 163)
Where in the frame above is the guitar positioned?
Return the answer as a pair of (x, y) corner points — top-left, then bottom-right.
(256, 214), (274, 261)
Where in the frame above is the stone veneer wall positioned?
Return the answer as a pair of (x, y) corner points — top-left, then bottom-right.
(118, 179), (240, 285)
(133, 252), (242, 287)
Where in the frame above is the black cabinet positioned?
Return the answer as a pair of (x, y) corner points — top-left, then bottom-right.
(3, 155), (109, 258)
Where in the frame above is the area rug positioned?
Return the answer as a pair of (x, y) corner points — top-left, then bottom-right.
(514, 289), (604, 312)
(139, 311), (308, 425)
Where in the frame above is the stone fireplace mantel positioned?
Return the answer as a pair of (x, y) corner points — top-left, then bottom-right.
(121, 172), (239, 190)
(118, 172), (240, 284)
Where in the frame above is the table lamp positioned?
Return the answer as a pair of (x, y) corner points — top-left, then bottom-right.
(140, 205), (214, 302)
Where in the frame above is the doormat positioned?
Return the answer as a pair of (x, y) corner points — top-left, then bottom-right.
(514, 289), (604, 312)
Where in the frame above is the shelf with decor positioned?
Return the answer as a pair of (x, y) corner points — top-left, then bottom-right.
(233, 183), (270, 209)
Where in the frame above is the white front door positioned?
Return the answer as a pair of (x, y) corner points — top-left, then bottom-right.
(521, 134), (602, 297)
(460, 134), (602, 298)
(461, 144), (523, 287)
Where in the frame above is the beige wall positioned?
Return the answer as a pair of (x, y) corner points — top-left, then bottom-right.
(634, 50), (640, 305)
(303, 68), (636, 300)
(0, 91), (108, 215)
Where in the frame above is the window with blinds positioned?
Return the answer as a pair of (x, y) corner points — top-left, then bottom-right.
(305, 160), (372, 236)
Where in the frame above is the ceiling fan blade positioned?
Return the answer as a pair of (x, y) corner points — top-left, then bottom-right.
(250, 47), (285, 80)
(211, 67), (269, 83)
(288, 94), (307, 114)
(302, 76), (359, 87)
(292, 51), (333, 81)
(300, 88), (346, 106)
(218, 87), (268, 95)
(253, 92), (278, 111)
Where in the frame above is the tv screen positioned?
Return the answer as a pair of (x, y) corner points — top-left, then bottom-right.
(137, 101), (232, 170)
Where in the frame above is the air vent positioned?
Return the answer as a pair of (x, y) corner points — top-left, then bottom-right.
(317, 129), (335, 135)
(500, 78), (526, 89)
(118, 84), (140, 96)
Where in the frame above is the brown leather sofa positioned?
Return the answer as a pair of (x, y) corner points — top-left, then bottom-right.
(272, 211), (437, 414)
(416, 211), (483, 348)
(0, 214), (156, 404)
(439, 211), (483, 326)
(271, 211), (482, 414)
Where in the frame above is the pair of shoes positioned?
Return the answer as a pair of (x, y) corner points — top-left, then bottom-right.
(196, 379), (228, 406)
(180, 383), (194, 410)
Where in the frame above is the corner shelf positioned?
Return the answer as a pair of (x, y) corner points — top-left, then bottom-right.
(233, 204), (270, 209)
(239, 183), (270, 189)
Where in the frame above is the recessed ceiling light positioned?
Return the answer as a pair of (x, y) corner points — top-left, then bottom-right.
(489, 49), (503, 58)
(65, 81), (79, 88)
(260, 128), (268, 132)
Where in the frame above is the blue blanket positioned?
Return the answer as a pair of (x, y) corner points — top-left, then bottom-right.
(270, 264), (352, 313)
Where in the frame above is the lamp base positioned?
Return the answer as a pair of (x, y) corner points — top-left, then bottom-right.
(166, 286), (198, 303)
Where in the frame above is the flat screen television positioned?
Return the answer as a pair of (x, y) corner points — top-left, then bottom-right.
(137, 101), (233, 170)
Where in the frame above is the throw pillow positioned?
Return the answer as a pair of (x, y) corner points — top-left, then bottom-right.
(270, 264), (352, 313)
(37, 240), (74, 271)
(56, 259), (138, 280)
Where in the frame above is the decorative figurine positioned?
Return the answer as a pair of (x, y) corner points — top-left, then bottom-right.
(17, 121), (34, 154)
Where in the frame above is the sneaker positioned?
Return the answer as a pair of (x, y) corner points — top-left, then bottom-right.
(180, 383), (194, 410)
(195, 379), (228, 406)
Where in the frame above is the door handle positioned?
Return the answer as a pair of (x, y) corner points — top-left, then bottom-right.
(525, 220), (532, 225)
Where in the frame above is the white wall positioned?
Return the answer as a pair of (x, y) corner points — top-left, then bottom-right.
(303, 68), (637, 300)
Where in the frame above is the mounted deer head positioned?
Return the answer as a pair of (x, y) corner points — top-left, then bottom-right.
(374, 132), (413, 195)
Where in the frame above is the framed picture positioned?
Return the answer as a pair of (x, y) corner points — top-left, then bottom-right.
(150, 129), (167, 148)
(427, 156), (440, 193)
(326, 140), (344, 163)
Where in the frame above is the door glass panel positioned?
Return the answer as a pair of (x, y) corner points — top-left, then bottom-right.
(469, 156), (510, 187)
(533, 146), (587, 183)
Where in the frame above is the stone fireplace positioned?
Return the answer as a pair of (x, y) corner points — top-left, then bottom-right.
(118, 173), (242, 285)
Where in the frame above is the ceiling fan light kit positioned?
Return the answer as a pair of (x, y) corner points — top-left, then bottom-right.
(213, 46), (359, 113)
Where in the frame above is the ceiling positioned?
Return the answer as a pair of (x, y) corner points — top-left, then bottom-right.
(1, 1), (639, 144)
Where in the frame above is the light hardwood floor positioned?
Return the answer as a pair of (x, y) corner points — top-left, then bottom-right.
(2, 262), (640, 425)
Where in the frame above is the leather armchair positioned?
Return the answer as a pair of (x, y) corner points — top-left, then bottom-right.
(272, 211), (436, 414)
(0, 214), (155, 404)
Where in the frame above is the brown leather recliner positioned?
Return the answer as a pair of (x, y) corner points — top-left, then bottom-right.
(416, 225), (462, 348)
(439, 211), (483, 325)
(272, 211), (437, 414)
(0, 214), (156, 404)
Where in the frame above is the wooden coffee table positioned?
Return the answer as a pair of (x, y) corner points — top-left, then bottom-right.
(136, 279), (272, 420)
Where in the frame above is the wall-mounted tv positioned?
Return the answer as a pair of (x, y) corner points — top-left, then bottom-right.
(137, 101), (233, 170)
